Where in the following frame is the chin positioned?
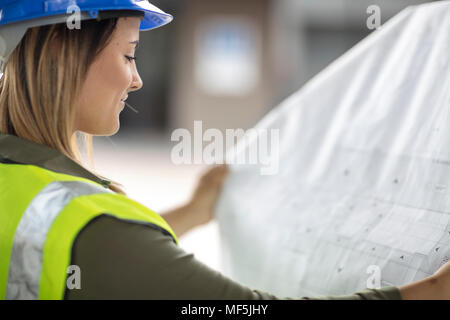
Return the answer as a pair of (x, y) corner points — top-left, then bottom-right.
(101, 124), (120, 136)
(83, 122), (120, 137)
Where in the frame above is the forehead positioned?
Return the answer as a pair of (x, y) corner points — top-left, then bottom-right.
(113, 17), (141, 40)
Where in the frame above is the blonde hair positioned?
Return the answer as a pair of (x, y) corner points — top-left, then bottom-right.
(0, 18), (126, 194)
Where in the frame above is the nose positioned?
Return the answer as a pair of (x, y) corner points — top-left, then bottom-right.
(129, 63), (143, 92)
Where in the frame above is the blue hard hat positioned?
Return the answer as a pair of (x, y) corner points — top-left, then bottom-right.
(0, 0), (173, 74)
(0, 0), (173, 31)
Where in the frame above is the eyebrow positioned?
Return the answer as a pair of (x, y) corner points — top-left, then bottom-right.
(129, 40), (139, 48)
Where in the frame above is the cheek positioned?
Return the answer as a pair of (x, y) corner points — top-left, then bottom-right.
(82, 58), (132, 113)
(96, 55), (133, 100)
(75, 55), (132, 132)
(106, 58), (132, 89)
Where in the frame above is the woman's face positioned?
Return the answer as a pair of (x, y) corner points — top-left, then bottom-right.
(74, 17), (143, 136)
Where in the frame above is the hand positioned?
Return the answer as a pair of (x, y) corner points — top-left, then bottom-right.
(187, 164), (230, 226)
(161, 164), (229, 238)
(399, 261), (450, 300)
(430, 261), (450, 299)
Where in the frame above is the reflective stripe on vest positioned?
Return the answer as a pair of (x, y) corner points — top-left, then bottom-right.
(6, 180), (110, 299)
(0, 164), (178, 300)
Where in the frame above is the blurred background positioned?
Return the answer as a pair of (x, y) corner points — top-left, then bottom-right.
(92, 0), (436, 271)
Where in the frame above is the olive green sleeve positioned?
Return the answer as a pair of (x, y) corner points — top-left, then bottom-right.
(64, 215), (402, 300)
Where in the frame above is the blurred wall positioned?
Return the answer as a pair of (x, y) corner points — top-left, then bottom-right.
(169, 0), (274, 133)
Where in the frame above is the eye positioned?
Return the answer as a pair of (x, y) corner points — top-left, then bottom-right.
(125, 55), (137, 62)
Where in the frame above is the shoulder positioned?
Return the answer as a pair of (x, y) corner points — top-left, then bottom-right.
(65, 214), (181, 299)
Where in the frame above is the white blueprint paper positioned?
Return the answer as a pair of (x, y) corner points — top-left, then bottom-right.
(215, 1), (450, 298)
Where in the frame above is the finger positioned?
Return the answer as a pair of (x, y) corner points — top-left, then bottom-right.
(204, 165), (228, 179)
(214, 164), (229, 176)
(199, 165), (229, 187)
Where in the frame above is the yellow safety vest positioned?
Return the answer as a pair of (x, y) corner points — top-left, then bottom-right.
(0, 162), (178, 300)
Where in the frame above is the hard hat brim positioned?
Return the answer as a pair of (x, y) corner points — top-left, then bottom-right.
(0, 1), (173, 31)
(133, 1), (173, 30)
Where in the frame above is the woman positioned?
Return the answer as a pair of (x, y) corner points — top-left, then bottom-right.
(0, 1), (448, 300)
